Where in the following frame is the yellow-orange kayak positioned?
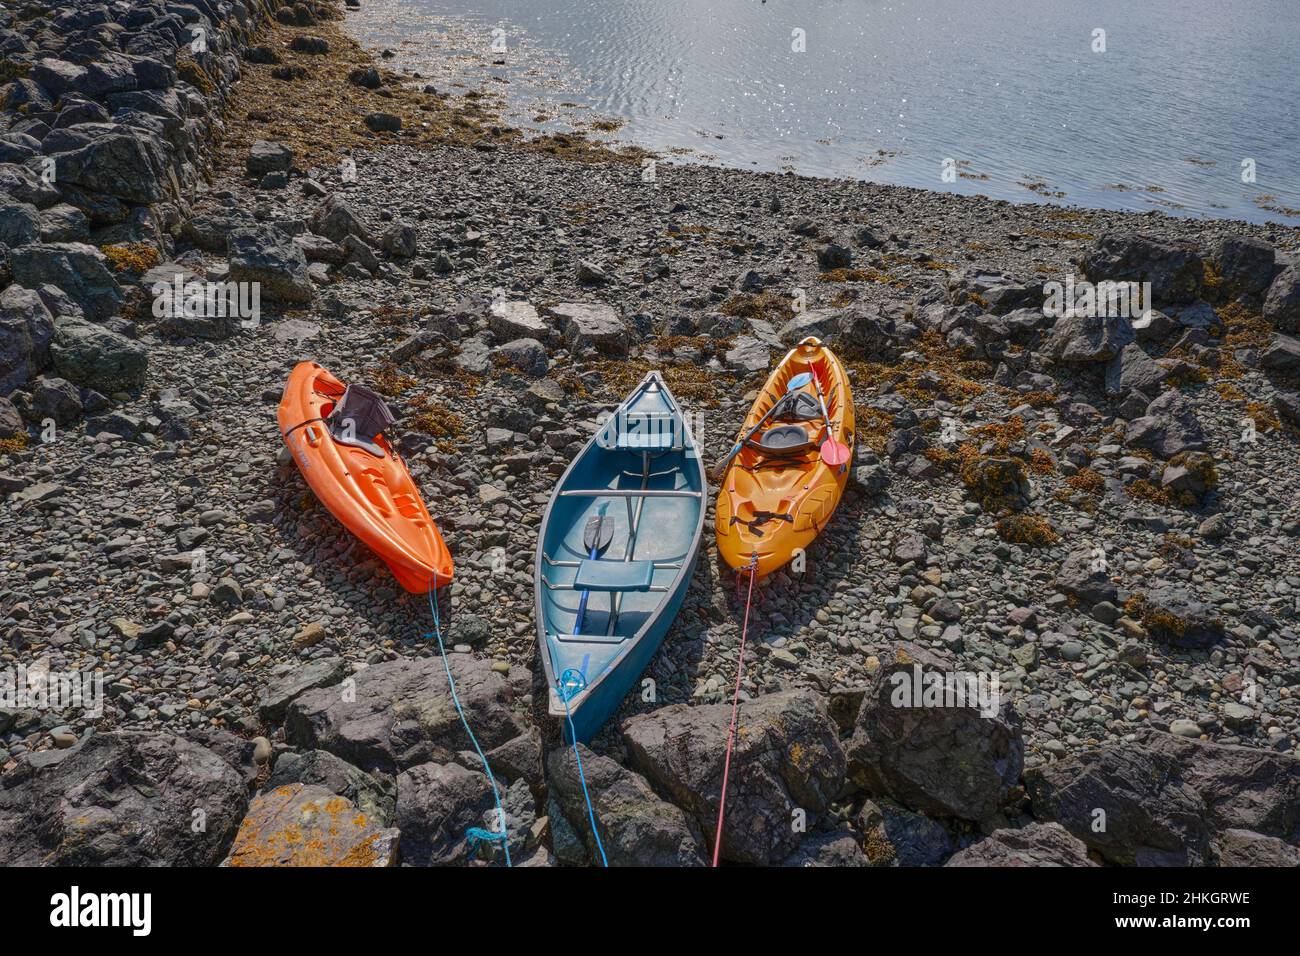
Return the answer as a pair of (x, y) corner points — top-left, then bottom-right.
(715, 337), (855, 579)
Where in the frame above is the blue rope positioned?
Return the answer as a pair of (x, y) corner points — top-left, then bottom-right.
(427, 580), (512, 867)
(558, 669), (608, 867)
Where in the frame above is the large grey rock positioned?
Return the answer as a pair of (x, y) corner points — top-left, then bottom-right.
(265, 750), (397, 826)
(1261, 332), (1300, 372)
(1042, 309), (1135, 363)
(780, 826), (870, 867)
(49, 316), (146, 392)
(1263, 264), (1300, 333)
(1124, 389), (1207, 458)
(0, 284), (55, 394)
(1080, 233), (1203, 304)
(9, 242), (122, 322)
(30, 57), (88, 96)
(246, 139), (294, 176)
(395, 761), (499, 866)
(1216, 829), (1300, 867)
(311, 193), (369, 243)
(857, 797), (959, 866)
(0, 196), (41, 246)
(0, 396), (22, 439)
(542, 302), (628, 356)
(1026, 730), (1300, 866)
(258, 657), (349, 722)
(224, 784), (399, 867)
(493, 337), (547, 377)
(488, 300), (546, 341)
(0, 732), (247, 866)
(0, 163), (61, 208)
(1134, 586), (1226, 649)
(285, 656), (525, 773)
(1104, 342), (1167, 397)
(54, 131), (169, 204)
(945, 823), (1097, 867)
(620, 690), (845, 865)
(1211, 236), (1280, 297)
(723, 334), (772, 373)
(845, 644), (1023, 830)
(227, 225), (313, 304)
(1055, 548), (1118, 606)
(547, 745), (705, 866)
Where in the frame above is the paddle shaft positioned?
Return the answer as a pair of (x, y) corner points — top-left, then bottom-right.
(709, 373), (813, 480)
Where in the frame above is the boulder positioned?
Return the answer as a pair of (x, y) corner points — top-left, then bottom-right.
(0, 396), (22, 439)
(780, 827), (870, 867)
(0, 284), (55, 394)
(224, 785), (398, 867)
(1080, 234), (1203, 304)
(0, 162), (61, 208)
(0, 732), (246, 866)
(394, 761), (500, 866)
(54, 131), (169, 204)
(1263, 264), (1300, 333)
(380, 220), (416, 258)
(265, 750), (397, 826)
(620, 690), (845, 865)
(542, 302), (628, 356)
(945, 823), (1097, 867)
(1026, 729), (1300, 865)
(845, 644), (1023, 830)
(547, 745), (705, 866)
(1130, 586), (1225, 649)
(1042, 309), (1135, 363)
(311, 193), (369, 244)
(857, 797), (959, 866)
(1216, 829), (1300, 867)
(1261, 333), (1300, 372)
(1124, 389), (1206, 459)
(258, 657), (349, 723)
(723, 334), (772, 373)
(246, 139), (293, 176)
(488, 300), (546, 341)
(1055, 548), (1118, 606)
(227, 225), (313, 304)
(285, 656), (525, 773)
(1104, 342), (1167, 397)
(8, 242), (122, 322)
(50, 316), (147, 392)
(0, 196), (41, 247)
(493, 337), (547, 377)
(21, 375), (82, 425)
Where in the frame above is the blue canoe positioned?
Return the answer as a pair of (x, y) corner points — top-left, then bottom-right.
(535, 371), (705, 743)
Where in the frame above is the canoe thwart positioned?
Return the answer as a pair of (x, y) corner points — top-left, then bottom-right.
(558, 488), (702, 498)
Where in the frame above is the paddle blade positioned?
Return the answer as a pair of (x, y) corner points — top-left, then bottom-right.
(786, 371), (813, 392)
(820, 437), (851, 467)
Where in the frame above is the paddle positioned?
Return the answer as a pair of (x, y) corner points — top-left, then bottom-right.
(709, 372), (813, 481)
(574, 502), (611, 634)
(808, 367), (851, 467)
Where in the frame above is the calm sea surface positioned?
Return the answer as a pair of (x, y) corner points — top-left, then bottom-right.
(347, 0), (1300, 225)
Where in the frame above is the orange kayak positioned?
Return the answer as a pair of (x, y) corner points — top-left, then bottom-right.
(277, 361), (453, 593)
(715, 337), (855, 579)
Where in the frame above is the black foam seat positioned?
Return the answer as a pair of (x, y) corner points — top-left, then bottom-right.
(754, 424), (814, 454)
(328, 384), (395, 456)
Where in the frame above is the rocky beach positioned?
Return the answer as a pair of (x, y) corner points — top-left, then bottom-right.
(1, 0), (1298, 868)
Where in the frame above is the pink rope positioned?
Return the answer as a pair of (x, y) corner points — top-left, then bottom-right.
(713, 556), (758, 867)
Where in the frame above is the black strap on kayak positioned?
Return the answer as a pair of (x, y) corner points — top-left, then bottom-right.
(729, 510), (793, 537)
(282, 416), (327, 439)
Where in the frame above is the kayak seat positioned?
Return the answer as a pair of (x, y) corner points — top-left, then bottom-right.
(751, 424), (815, 455)
(573, 558), (656, 592)
(774, 392), (822, 423)
(328, 384), (396, 457)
